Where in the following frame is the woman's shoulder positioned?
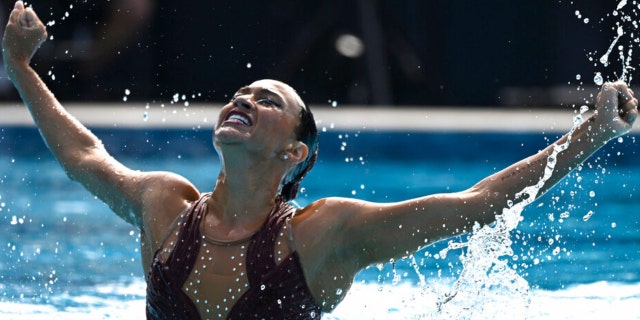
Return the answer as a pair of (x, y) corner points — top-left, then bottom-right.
(140, 170), (201, 201)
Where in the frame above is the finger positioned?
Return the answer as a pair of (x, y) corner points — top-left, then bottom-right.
(620, 97), (638, 113)
(14, 1), (24, 11)
(22, 7), (40, 28)
(8, 1), (25, 25)
(617, 84), (635, 104)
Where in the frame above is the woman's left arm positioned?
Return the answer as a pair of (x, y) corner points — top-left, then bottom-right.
(323, 81), (637, 268)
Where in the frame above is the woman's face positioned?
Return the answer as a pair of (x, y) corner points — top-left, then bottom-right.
(214, 79), (304, 158)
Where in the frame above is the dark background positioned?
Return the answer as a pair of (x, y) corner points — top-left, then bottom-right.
(0, 0), (630, 107)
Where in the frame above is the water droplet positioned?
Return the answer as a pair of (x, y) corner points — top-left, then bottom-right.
(594, 72), (603, 85)
(617, 0), (628, 10)
(573, 114), (583, 124)
(576, 74), (582, 80)
(580, 105), (589, 114)
(335, 288), (343, 295)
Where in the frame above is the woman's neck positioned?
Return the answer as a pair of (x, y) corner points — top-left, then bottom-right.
(211, 154), (285, 223)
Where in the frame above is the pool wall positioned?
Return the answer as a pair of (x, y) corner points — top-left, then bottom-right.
(2, 103), (639, 163)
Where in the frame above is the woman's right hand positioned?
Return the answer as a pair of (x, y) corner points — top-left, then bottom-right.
(2, 1), (47, 77)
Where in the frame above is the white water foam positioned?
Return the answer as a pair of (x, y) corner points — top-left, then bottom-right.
(327, 281), (640, 320)
(1, 279), (638, 319)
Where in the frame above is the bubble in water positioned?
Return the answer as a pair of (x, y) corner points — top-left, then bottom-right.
(576, 74), (582, 80)
(594, 72), (604, 85)
(589, 190), (596, 197)
(583, 210), (595, 221)
(246, 62), (252, 69)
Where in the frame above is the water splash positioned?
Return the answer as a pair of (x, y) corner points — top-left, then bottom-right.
(433, 108), (587, 319)
(592, 0), (639, 84)
(599, 26), (624, 68)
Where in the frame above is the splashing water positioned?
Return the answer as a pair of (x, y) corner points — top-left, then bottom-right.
(598, 26), (623, 68)
(592, 0), (639, 84)
(432, 108), (587, 319)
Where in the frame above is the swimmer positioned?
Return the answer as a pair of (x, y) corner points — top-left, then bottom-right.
(3, 2), (638, 319)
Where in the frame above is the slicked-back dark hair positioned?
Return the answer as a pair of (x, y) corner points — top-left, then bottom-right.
(279, 103), (319, 202)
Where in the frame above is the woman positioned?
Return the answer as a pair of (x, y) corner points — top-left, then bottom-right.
(3, 2), (638, 319)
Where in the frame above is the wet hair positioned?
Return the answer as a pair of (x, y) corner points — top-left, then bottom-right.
(280, 103), (319, 202)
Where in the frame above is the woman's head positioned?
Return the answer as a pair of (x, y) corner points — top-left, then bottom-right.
(242, 80), (318, 201)
(215, 79), (318, 201)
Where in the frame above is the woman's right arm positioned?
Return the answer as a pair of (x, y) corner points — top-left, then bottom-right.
(2, 2), (199, 228)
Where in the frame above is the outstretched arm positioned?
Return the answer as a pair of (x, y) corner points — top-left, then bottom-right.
(2, 2), (199, 228)
(299, 81), (637, 272)
(2, 1), (143, 225)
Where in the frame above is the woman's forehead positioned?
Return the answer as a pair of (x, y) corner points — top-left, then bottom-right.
(249, 79), (305, 109)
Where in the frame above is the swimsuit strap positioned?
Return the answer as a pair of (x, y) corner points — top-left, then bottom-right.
(146, 193), (210, 320)
(162, 193), (210, 285)
(245, 198), (296, 286)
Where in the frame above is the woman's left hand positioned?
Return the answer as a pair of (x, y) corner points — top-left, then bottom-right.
(592, 81), (638, 141)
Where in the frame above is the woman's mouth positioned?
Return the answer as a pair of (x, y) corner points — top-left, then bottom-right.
(224, 111), (253, 126)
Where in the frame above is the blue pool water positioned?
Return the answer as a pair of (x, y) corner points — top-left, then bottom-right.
(1, 126), (639, 319)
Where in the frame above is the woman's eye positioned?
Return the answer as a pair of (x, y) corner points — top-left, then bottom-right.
(257, 99), (282, 108)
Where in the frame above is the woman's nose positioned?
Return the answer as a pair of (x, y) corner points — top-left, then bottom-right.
(233, 96), (253, 109)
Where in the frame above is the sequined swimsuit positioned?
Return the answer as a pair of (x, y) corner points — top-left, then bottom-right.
(146, 194), (321, 319)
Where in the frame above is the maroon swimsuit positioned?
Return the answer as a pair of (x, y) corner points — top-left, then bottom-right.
(146, 194), (321, 319)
